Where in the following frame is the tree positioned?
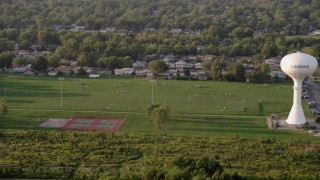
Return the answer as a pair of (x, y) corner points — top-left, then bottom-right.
(47, 55), (60, 68)
(210, 57), (226, 80)
(231, 27), (253, 39)
(0, 51), (14, 69)
(148, 60), (168, 77)
(31, 56), (48, 71)
(12, 57), (27, 67)
(261, 41), (278, 59)
(224, 62), (246, 82)
(77, 66), (87, 76)
(0, 99), (8, 120)
(147, 103), (170, 130)
(250, 64), (271, 83)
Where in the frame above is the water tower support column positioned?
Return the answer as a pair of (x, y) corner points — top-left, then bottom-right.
(286, 79), (306, 125)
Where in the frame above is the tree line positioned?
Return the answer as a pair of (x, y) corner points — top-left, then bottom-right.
(1, 0), (320, 35)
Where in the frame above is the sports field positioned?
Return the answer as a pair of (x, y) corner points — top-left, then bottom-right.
(0, 74), (316, 138)
(0, 75), (294, 114)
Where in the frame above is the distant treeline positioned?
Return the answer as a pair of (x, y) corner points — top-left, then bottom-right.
(1, 0), (320, 34)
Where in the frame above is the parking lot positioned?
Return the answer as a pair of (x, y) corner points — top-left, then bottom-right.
(303, 77), (320, 116)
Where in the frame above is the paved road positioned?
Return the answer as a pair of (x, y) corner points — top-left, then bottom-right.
(305, 76), (320, 108)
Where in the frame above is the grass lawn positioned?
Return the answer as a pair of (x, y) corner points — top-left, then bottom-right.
(0, 74), (317, 139)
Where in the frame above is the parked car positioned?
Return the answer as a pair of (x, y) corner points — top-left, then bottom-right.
(311, 108), (320, 116)
(308, 101), (317, 106)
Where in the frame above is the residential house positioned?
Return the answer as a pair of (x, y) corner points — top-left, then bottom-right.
(147, 72), (154, 79)
(144, 54), (157, 62)
(162, 54), (176, 63)
(195, 63), (202, 69)
(264, 56), (282, 71)
(23, 71), (35, 76)
(175, 61), (186, 71)
(16, 50), (32, 57)
(169, 28), (182, 34)
(114, 68), (134, 75)
(70, 26), (85, 32)
(254, 30), (266, 35)
(198, 71), (208, 80)
(103, 27), (116, 33)
(309, 30), (320, 36)
(270, 71), (286, 79)
(59, 59), (72, 66)
(190, 70), (199, 77)
(123, 68), (135, 75)
(144, 28), (156, 32)
(48, 71), (58, 76)
(167, 62), (175, 69)
(132, 61), (147, 68)
(187, 55), (198, 62)
(178, 71), (186, 77)
(70, 61), (78, 67)
(196, 45), (204, 53)
(135, 69), (152, 77)
(185, 63), (195, 69)
(114, 69), (124, 75)
(117, 28), (128, 33)
(56, 65), (74, 75)
(242, 63), (254, 69)
(168, 69), (178, 76)
(89, 73), (101, 78)
(7, 67), (28, 73)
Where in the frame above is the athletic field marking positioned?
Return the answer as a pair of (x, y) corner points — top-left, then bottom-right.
(63, 117), (125, 131)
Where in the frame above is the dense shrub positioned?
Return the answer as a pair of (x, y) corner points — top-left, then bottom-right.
(315, 116), (320, 123)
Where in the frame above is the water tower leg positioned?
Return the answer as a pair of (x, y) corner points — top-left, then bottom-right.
(286, 79), (306, 125)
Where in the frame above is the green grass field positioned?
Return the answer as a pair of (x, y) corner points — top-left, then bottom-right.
(0, 74), (317, 139)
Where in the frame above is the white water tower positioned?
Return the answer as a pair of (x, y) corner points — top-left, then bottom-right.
(280, 52), (318, 125)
